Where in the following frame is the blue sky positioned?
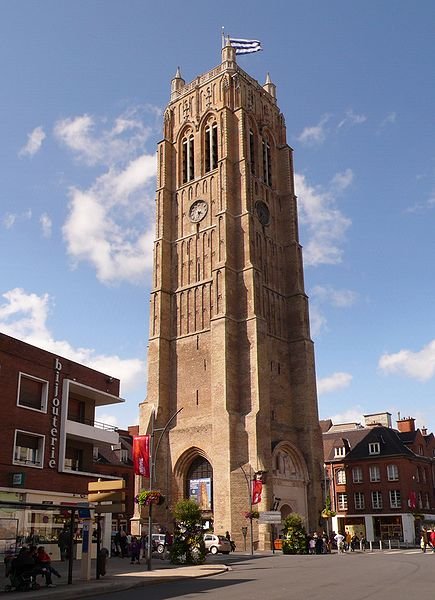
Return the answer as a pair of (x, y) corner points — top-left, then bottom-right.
(1, 1), (435, 433)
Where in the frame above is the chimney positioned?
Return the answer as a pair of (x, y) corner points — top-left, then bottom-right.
(396, 416), (415, 433)
(421, 426), (428, 436)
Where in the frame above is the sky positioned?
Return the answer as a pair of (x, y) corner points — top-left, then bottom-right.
(1, 1), (435, 434)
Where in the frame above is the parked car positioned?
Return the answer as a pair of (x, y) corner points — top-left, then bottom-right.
(203, 533), (231, 555)
(152, 533), (166, 553)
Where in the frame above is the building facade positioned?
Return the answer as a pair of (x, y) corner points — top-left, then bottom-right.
(322, 412), (435, 545)
(0, 332), (130, 555)
(137, 41), (324, 548)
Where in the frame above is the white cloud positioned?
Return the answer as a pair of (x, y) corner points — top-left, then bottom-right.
(328, 407), (364, 426)
(54, 107), (159, 167)
(19, 126), (46, 157)
(330, 168), (353, 192)
(317, 371), (353, 395)
(309, 304), (327, 337)
(295, 172), (352, 266)
(40, 213), (52, 238)
(3, 213), (16, 229)
(2, 210), (32, 230)
(311, 285), (358, 308)
(55, 107), (160, 284)
(337, 109), (367, 129)
(379, 112), (397, 128)
(297, 115), (330, 146)
(379, 340), (435, 381)
(0, 288), (145, 396)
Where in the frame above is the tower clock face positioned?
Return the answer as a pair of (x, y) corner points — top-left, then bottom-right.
(255, 201), (270, 226)
(189, 200), (208, 223)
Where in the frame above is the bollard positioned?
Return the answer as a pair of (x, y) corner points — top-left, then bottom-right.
(360, 540), (363, 551)
(388, 539), (391, 550)
(379, 540), (382, 551)
(369, 540), (373, 552)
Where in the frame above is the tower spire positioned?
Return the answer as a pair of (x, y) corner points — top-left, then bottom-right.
(170, 66), (185, 100)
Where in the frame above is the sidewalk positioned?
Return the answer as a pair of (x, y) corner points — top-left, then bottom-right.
(1, 555), (230, 600)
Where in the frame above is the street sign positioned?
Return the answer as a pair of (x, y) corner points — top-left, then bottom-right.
(88, 479), (125, 492)
(258, 511), (282, 524)
(88, 491), (125, 503)
(88, 479), (126, 514)
(94, 503), (125, 514)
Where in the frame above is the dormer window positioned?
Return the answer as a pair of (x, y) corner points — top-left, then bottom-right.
(334, 446), (346, 458)
(336, 469), (346, 484)
(368, 442), (380, 455)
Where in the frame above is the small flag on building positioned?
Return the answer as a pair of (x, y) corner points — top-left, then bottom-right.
(229, 37), (263, 55)
(252, 479), (263, 504)
(133, 434), (150, 477)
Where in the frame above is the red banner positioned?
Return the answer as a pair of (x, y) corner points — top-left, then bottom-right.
(252, 480), (262, 505)
(133, 435), (150, 477)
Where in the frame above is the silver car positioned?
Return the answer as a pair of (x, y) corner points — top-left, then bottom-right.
(203, 533), (231, 555)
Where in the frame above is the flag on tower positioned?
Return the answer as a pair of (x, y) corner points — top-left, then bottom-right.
(229, 37), (263, 55)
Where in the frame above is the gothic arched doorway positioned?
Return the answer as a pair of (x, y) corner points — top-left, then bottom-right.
(186, 455), (213, 510)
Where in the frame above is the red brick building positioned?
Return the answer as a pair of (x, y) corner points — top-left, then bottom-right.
(0, 333), (134, 555)
(322, 412), (435, 545)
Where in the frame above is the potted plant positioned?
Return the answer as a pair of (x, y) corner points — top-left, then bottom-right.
(244, 510), (260, 520)
(135, 490), (165, 506)
(321, 495), (336, 519)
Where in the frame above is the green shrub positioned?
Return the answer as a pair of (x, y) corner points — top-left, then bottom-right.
(281, 513), (308, 555)
(169, 499), (206, 565)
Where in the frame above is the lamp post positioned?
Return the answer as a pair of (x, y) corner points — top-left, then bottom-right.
(240, 464), (254, 556)
(145, 407), (183, 571)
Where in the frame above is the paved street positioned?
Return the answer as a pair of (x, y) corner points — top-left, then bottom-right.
(89, 550), (435, 600)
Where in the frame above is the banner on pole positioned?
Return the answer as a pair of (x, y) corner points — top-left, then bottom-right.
(133, 435), (150, 477)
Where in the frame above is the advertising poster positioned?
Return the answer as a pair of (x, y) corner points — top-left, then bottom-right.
(189, 477), (211, 510)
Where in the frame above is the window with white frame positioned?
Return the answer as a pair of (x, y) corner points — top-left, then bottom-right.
(369, 465), (381, 482)
(387, 464), (399, 481)
(354, 492), (365, 510)
(371, 490), (382, 509)
(17, 373), (48, 412)
(352, 466), (363, 483)
(337, 493), (348, 511)
(336, 469), (346, 484)
(368, 442), (380, 455)
(389, 490), (401, 508)
(334, 446), (346, 458)
(13, 430), (44, 468)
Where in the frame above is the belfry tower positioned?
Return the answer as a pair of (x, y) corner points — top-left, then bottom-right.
(138, 40), (324, 548)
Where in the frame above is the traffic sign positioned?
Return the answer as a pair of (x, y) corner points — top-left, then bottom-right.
(258, 511), (282, 524)
(88, 479), (126, 514)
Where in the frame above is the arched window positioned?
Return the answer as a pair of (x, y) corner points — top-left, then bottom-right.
(249, 129), (256, 175)
(186, 456), (213, 510)
(205, 123), (218, 173)
(262, 137), (272, 186)
(182, 133), (195, 183)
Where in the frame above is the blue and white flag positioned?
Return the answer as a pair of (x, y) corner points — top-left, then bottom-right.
(229, 37), (262, 55)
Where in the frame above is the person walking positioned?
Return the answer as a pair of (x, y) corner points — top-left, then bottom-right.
(129, 536), (141, 564)
(57, 527), (71, 562)
(334, 532), (345, 554)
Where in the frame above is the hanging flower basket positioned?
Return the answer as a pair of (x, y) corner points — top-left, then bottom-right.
(244, 510), (260, 520)
(135, 490), (165, 506)
(321, 509), (336, 518)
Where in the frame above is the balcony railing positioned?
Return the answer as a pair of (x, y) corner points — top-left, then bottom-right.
(67, 416), (118, 432)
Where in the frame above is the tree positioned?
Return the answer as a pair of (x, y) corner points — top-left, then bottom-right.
(281, 513), (308, 555)
(169, 499), (206, 564)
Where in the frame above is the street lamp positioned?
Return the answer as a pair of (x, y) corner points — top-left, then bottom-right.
(145, 407), (183, 571)
(240, 464), (254, 556)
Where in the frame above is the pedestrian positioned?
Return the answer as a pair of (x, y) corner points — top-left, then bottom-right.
(57, 527), (71, 562)
(129, 536), (141, 564)
(119, 529), (128, 558)
(225, 531), (235, 552)
(420, 528), (428, 553)
(429, 527), (435, 552)
(308, 535), (316, 555)
(345, 529), (352, 552)
(98, 547), (109, 576)
(334, 532), (345, 554)
(36, 547), (61, 579)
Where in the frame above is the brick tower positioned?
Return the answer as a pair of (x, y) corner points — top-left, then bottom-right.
(137, 40), (324, 548)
